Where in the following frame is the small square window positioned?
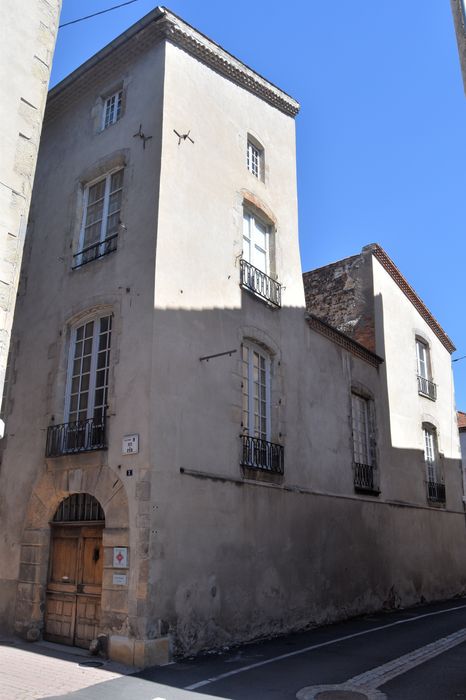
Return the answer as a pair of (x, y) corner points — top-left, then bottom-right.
(102, 90), (123, 130)
(247, 139), (263, 179)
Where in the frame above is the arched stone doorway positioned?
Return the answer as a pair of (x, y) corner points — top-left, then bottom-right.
(44, 493), (104, 647)
(14, 465), (130, 655)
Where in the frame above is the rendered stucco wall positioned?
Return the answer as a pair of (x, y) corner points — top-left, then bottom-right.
(0, 37), (165, 650)
(1, 13), (466, 664)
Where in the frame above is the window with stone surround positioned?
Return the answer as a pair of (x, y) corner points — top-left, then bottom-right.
(416, 337), (436, 400)
(65, 314), (112, 426)
(351, 390), (378, 494)
(74, 169), (124, 268)
(247, 137), (264, 180)
(102, 90), (123, 129)
(423, 424), (445, 503)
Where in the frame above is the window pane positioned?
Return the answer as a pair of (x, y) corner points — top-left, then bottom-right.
(351, 394), (371, 466)
(110, 169), (124, 192)
(243, 344), (269, 440)
(243, 214), (251, 263)
(66, 316), (111, 425)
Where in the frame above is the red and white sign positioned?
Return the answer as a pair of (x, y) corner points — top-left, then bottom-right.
(113, 547), (128, 568)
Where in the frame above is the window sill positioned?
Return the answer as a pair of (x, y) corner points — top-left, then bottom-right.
(241, 465), (284, 484)
(354, 484), (380, 496)
(427, 498), (446, 508)
(418, 390), (436, 402)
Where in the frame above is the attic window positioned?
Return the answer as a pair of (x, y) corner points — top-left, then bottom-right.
(103, 90), (123, 129)
(247, 138), (264, 180)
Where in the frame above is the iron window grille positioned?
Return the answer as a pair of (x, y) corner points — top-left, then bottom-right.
(351, 392), (378, 493)
(417, 375), (437, 401)
(427, 480), (446, 504)
(353, 462), (379, 494)
(240, 434), (284, 474)
(72, 233), (118, 269)
(53, 493), (105, 522)
(46, 416), (107, 457)
(240, 259), (281, 307)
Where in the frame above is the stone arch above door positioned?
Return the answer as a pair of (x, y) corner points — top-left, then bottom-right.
(14, 464), (129, 643)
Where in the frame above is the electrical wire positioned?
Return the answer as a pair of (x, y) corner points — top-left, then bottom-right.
(59, 0), (141, 28)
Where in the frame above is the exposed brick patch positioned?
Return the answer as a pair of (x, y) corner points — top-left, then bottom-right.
(304, 243), (455, 356)
(303, 252), (376, 353)
(457, 411), (466, 432)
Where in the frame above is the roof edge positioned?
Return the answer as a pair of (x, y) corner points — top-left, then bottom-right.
(367, 244), (456, 354)
(49, 6), (300, 118)
(306, 312), (384, 369)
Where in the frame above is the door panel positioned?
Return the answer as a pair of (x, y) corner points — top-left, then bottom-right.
(75, 595), (101, 648)
(49, 536), (79, 584)
(44, 593), (76, 645)
(81, 535), (103, 594)
(45, 524), (103, 648)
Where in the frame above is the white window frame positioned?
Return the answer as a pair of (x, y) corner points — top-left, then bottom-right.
(64, 313), (112, 425)
(77, 168), (123, 265)
(243, 210), (270, 275)
(423, 425), (438, 483)
(416, 338), (430, 380)
(242, 341), (271, 441)
(351, 392), (374, 467)
(102, 90), (123, 130)
(247, 139), (263, 179)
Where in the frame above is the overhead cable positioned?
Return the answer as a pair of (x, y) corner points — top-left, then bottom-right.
(59, 0), (140, 29)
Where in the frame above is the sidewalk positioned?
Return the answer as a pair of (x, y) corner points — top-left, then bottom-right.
(0, 638), (137, 700)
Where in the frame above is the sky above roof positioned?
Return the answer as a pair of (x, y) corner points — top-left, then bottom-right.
(52, 1), (466, 408)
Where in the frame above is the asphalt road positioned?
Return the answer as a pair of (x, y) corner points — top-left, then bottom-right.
(41, 597), (466, 699)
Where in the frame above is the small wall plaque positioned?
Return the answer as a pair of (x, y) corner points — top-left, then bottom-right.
(122, 434), (139, 455)
(112, 573), (127, 586)
(113, 547), (128, 568)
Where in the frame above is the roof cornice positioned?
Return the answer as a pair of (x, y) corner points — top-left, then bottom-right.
(161, 8), (299, 117)
(47, 6), (299, 120)
(306, 313), (384, 369)
(368, 244), (456, 354)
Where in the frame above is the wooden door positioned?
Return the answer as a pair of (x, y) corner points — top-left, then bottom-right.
(45, 524), (103, 648)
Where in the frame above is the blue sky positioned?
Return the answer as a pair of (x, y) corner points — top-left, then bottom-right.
(52, 1), (466, 408)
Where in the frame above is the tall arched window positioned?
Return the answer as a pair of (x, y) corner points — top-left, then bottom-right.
(240, 340), (283, 474)
(422, 423), (445, 503)
(242, 340), (271, 441)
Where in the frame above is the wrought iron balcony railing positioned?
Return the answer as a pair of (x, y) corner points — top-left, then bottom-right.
(240, 259), (281, 308)
(46, 416), (106, 457)
(417, 375), (437, 401)
(72, 233), (118, 269)
(354, 462), (379, 494)
(240, 434), (284, 474)
(427, 480), (446, 504)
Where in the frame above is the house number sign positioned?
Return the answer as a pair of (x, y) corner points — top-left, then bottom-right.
(122, 434), (139, 455)
(113, 547), (128, 568)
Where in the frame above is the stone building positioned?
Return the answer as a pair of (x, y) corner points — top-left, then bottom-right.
(451, 0), (466, 92)
(0, 7), (465, 667)
(0, 1), (62, 429)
